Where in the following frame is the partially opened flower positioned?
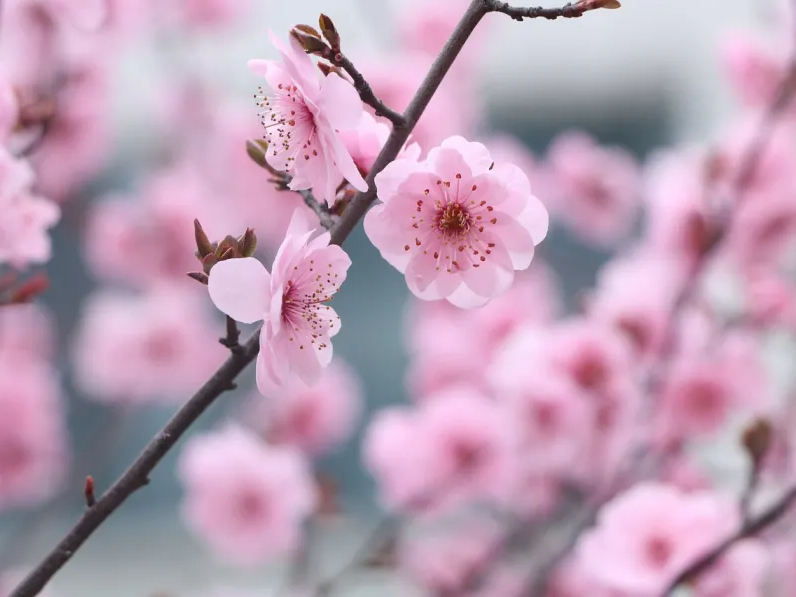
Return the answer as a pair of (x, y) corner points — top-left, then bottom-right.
(249, 32), (367, 203)
(208, 209), (351, 390)
(365, 136), (548, 308)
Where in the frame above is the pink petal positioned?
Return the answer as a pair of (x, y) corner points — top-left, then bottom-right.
(426, 146), (474, 183)
(327, 131), (368, 192)
(518, 194), (549, 245)
(374, 159), (425, 202)
(492, 217), (536, 269)
(247, 59), (270, 77)
(319, 73), (366, 132)
(208, 258), (271, 324)
(441, 136), (493, 175)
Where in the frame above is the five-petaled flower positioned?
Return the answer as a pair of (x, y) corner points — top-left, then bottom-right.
(364, 136), (549, 308)
(208, 209), (351, 391)
(249, 32), (368, 204)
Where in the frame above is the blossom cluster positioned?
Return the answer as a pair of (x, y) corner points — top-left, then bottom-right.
(6, 1), (796, 597)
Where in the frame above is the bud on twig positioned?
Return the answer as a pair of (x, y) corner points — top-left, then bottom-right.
(294, 24), (322, 39)
(84, 476), (96, 508)
(318, 14), (341, 52)
(742, 418), (773, 466)
(317, 62), (344, 78)
(194, 219), (214, 258)
(290, 28), (328, 56)
(187, 271), (209, 285)
(9, 273), (49, 303)
(239, 228), (258, 257)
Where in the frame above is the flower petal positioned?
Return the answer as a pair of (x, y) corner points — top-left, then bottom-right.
(208, 258), (271, 324)
(319, 73), (365, 132)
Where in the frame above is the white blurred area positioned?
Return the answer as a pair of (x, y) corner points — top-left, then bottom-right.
(16, 1), (789, 596)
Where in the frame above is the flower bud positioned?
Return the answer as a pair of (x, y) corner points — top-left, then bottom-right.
(201, 253), (218, 275)
(194, 219), (214, 258)
(290, 28), (328, 56)
(742, 418), (773, 466)
(246, 139), (269, 170)
(239, 228), (258, 257)
(318, 14), (341, 51)
(294, 24), (322, 39)
(317, 63), (344, 78)
(187, 271), (209, 285)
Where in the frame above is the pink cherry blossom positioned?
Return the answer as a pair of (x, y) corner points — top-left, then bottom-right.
(399, 518), (503, 594)
(249, 32), (367, 203)
(721, 31), (788, 112)
(642, 148), (716, 267)
(248, 359), (363, 456)
(339, 111), (421, 176)
(576, 483), (739, 595)
(0, 359), (69, 511)
(208, 209), (351, 390)
(0, 148), (60, 269)
(71, 287), (227, 404)
(744, 269), (796, 330)
(588, 251), (686, 362)
(178, 424), (316, 567)
(545, 130), (641, 246)
(547, 556), (632, 597)
(0, 303), (56, 363)
(654, 331), (769, 444)
(84, 163), (242, 287)
(365, 136), (548, 308)
(171, 0), (247, 29)
(364, 386), (511, 513)
(693, 539), (768, 597)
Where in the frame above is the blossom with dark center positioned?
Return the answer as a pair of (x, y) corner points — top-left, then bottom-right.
(365, 136), (548, 308)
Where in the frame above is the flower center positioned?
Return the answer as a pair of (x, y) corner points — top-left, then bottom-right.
(280, 264), (341, 353)
(436, 202), (472, 237)
(255, 83), (318, 171)
(645, 536), (673, 568)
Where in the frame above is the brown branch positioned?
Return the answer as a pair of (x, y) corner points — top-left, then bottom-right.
(8, 332), (261, 597)
(663, 484), (796, 595)
(297, 189), (334, 230)
(485, 0), (617, 21)
(331, 53), (405, 127)
(218, 315), (243, 355)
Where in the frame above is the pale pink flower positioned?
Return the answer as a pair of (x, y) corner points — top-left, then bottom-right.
(365, 136), (548, 308)
(249, 33), (367, 203)
(0, 148), (60, 268)
(588, 251), (686, 362)
(30, 55), (111, 201)
(399, 518), (503, 594)
(482, 133), (540, 189)
(249, 359), (363, 456)
(727, 188), (796, 272)
(654, 331), (769, 444)
(694, 539), (768, 597)
(0, 360), (69, 510)
(503, 374), (591, 477)
(0, 303), (55, 363)
(545, 130), (641, 246)
(642, 148), (715, 267)
(576, 483), (739, 595)
(744, 269), (796, 330)
(178, 424), (316, 567)
(208, 209), (351, 390)
(721, 31), (788, 111)
(84, 163), (241, 287)
(72, 287), (227, 404)
(364, 386), (511, 513)
(547, 557), (632, 597)
(172, 0), (246, 29)
(339, 111), (421, 176)
(404, 265), (560, 399)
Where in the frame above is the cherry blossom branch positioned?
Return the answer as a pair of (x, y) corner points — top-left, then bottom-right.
(297, 188), (334, 230)
(218, 315), (243, 355)
(663, 483), (796, 595)
(485, 0), (620, 21)
(8, 333), (261, 597)
(331, 53), (405, 127)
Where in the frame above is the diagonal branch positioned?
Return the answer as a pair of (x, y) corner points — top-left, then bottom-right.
(663, 484), (796, 595)
(332, 53), (406, 127)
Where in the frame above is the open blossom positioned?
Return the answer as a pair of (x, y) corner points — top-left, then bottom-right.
(208, 209), (351, 390)
(178, 424), (316, 567)
(249, 32), (367, 203)
(721, 31), (789, 112)
(576, 483), (739, 595)
(0, 360), (69, 511)
(365, 136), (548, 308)
(249, 359), (363, 456)
(72, 287), (226, 404)
(364, 386), (511, 513)
(0, 303), (56, 363)
(0, 148), (60, 268)
(545, 130), (641, 246)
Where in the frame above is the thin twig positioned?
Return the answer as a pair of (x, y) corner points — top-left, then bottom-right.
(218, 315), (243, 355)
(8, 332), (261, 597)
(740, 462), (761, 524)
(663, 484), (796, 595)
(298, 189), (334, 230)
(332, 53), (405, 127)
(485, 0), (609, 21)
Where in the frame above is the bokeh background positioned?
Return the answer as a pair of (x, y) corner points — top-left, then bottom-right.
(0, 0), (787, 595)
